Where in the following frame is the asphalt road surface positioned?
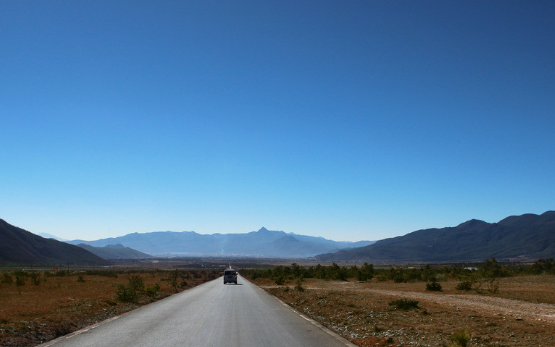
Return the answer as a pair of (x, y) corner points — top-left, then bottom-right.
(40, 275), (356, 347)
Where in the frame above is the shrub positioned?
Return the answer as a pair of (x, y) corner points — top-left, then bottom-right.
(77, 275), (85, 283)
(389, 298), (419, 310)
(115, 284), (140, 303)
(426, 280), (442, 291)
(274, 276), (285, 285)
(128, 275), (145, 292)
(15, 276), (26, 287)
(450, 328), (472, 347)
(531, 258), (555, 274)
(295, 276), (305, 292)
(456, 281), (473, 291)
(144, 283), (160, 298)
(2, 272), (14, 284)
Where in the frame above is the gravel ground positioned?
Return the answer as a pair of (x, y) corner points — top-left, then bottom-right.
(255, 276), (555, 347)
(362, 289), (555, 324)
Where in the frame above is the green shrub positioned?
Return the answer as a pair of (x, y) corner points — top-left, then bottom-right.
(389, 298), (419, 310)
(295, 276), (305, 292)
(274, 276), (285, 285)
(128, 275), (145, 291)
(426, 280), (442, 291)
(144, 283), (160, 297)
(450, 328), (471, 347)
(115, 284), (140, 303)
(456, 281), (473, 291)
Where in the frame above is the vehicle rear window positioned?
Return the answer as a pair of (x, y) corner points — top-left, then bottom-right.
(224, 270), (236, 275)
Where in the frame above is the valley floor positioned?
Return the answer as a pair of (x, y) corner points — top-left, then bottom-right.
(252, 275), (555, 347)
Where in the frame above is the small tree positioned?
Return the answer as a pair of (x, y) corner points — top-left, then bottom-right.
(295, 276), (305, 292)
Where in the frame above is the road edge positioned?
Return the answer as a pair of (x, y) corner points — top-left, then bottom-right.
(242, 276), (359, 347)
(36, 277), (222, 347)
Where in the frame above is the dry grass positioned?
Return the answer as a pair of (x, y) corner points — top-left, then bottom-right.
(252, 275), (555, 347)
(0, 270), (216, 347)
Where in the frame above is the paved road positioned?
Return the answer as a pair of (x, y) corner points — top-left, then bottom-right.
(40, 276), (356, 347)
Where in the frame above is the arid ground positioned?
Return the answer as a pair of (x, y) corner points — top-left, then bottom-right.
(251, 275), (555, 347)
(2, 267), (554, 347)
(0, 269), (217, 347)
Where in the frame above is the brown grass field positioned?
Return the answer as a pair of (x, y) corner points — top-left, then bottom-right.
(251, 275), (555, 347)
(0, 269), (217, 347)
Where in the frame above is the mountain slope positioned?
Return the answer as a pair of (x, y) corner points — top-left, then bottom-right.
(69, 227), (374, 258)
(0, 219), (109, 266)
(76, 244), (153, 260)
(316, 211), (555, 262)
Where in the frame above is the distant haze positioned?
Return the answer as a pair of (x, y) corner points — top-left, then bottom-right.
(68, 227), (374, 258)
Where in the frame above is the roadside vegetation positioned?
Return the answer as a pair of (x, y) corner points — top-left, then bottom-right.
(0, 268), (218, 347)
(244, 258), (555, 292)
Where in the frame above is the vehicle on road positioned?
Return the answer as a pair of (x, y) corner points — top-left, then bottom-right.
(224, 269), (238, 284)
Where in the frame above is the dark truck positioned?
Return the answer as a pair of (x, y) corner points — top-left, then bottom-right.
(223, 269), (238, 284)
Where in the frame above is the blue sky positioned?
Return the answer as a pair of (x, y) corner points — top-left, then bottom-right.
(1, 1), (554, 242)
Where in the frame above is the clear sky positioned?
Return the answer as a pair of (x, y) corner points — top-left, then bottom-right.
(1, 1), (554, 242)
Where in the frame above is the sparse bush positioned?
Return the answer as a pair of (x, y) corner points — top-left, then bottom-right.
(15, 276), (26, 287)
(115, 284), (140, 303)
(84, 270), (118, 278)
(487, 279), (499, 294)
(77, 275), (85, 283)
(531, 258), (555, 274)
(426, 280), (442, 291)
(450, 328), (472, 347)
(31, 272), (41, 286)
(128, 275), (145, 292)
(456, 281), (473, 291)
(144, 283), (160, 298)
(295, 276), (305, 292)
(389, 298), (419, 310)
(2, 272), (14, 284)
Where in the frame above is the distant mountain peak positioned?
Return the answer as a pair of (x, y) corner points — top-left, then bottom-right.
(258, 227), (269, 232)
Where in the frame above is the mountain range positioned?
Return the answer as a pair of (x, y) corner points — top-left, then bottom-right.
(316, 211), (555, 263)
(68, 227), (374, 258)
(0, 219), (108, 266)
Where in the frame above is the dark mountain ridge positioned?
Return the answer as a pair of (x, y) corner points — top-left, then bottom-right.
(0, 219), (108, 266)
(316, 211), (555, 263)
(69, 227), (374, 258)
(76, 244), (153, 260)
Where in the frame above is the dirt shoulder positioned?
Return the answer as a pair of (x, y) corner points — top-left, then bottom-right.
(252, 275), (555, 347)
(0, 270), (217, 347)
